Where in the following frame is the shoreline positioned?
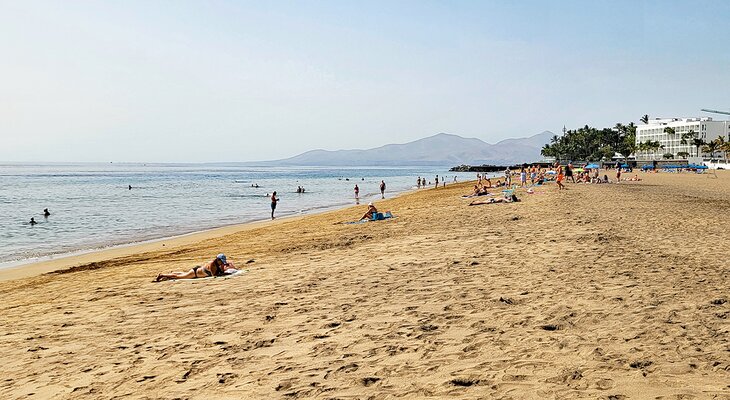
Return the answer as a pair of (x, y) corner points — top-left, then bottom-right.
(0, 185), (424, 282)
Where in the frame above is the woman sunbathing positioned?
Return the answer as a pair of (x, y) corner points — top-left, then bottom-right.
(361, 202), (378, 220)
(463, 185), (489, 197)
(155, 254), (236, 281)
(469, 194), (519, 206)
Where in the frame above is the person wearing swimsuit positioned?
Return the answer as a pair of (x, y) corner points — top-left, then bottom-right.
(271, 191), (279, 220)
(155, 254), (234, 281)
(556, 166), (566, 190)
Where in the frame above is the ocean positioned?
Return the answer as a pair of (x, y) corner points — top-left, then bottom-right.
(0, 163), (474, 269)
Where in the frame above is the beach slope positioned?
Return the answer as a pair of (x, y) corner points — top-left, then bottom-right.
(1, 172), (728, 399)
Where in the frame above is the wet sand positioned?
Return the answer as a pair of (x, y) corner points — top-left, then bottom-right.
(1, 171), (728, 399)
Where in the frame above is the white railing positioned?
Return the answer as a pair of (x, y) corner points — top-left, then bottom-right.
(703, 160), (730, 169)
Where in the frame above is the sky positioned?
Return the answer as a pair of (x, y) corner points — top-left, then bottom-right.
(1, 0), (729, 163)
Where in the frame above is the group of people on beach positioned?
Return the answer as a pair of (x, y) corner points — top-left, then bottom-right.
(416, 175), (455, 189)
(354, 180), (387, 200)
(466, 162), (630, 200)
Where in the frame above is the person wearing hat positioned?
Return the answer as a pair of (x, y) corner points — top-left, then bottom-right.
(155, 253), (236, 281)
(360, 202), (378, 221)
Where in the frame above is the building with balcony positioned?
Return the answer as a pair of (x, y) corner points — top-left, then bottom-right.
(634, 117), (730, 161)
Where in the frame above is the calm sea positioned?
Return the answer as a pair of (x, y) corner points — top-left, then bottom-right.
(0, 163), (472, 268)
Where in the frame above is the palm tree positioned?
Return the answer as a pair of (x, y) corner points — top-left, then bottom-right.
(715, 136), (726, 160)
(641, 114), (649, 124)
(702, 140), (720, 160)
(680, 130), (698, 156)
(662, 153), (673, 160)
(677, 151), (690, 159)
(693, 138), (707, 158)
(622, 134), (638, 162)
(640, 140), (662, 160)
(720, 138), (730, 161)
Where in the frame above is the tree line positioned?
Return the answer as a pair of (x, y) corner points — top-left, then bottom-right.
(540, 123), (637, 162)
(541, 115), (730, 162)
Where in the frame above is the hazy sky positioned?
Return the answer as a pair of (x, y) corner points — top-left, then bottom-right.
(2, 0), (729, 162)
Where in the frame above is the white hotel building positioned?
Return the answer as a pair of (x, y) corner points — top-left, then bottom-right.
(634, 117), (730, 161)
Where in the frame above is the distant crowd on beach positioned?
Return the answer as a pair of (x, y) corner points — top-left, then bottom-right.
(462, 162), (646, 202)
(152, 163), (662, 281)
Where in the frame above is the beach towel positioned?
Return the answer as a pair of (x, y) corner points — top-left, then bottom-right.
(340, 212), (396, 224)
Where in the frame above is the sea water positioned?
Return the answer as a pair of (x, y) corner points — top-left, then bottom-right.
(0, 163), (474, 268)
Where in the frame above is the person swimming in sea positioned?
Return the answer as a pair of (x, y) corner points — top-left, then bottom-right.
(43, 208), (50, 217)
(29, 217), (38, 225)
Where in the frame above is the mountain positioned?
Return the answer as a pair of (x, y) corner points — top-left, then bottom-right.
(268, 131), (554, 166)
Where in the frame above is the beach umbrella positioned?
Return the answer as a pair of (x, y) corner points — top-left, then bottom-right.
(546, 170), (556, 175)
(621, 163), (629, 168)
(585, 163), (600, 169)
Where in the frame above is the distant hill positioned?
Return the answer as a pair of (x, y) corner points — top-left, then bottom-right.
(267, 131), (554, 166)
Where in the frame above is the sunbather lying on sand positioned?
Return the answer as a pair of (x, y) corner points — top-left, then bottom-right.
(463, 185), (489, 197)
(155, 254), (237, 281)
(469, 194), (520, 206)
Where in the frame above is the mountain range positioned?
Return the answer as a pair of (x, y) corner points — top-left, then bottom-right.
(263, 131), (554, 166)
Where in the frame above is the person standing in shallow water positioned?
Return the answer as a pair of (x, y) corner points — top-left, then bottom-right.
(354, 184), (359, 199)
(270, 191), (279, 220)
(43, 208), (50, 217)
(29, 217), (37, 225)
(380, 180), (386, 199)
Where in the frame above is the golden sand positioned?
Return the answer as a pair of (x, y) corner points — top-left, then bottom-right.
(1, 171), (728, 399)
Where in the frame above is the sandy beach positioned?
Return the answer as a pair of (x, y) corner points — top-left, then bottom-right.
(1, 172), (728, 399)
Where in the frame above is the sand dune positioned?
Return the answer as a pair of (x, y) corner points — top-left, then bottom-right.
(1, 171), (728, 399)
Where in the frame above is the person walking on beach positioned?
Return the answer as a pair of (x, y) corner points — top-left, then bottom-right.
(270, 191), (279, 219)
(566, 163), (575, 183)
(354, 184), (359, 199)
(616, 165), (622, 182)
(556, 166), (566, 190)
(417, 177), (421, 189)
(380, 180), (386, 199)
(435, 175), (439, 188)
(520, 168), (527, 187)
